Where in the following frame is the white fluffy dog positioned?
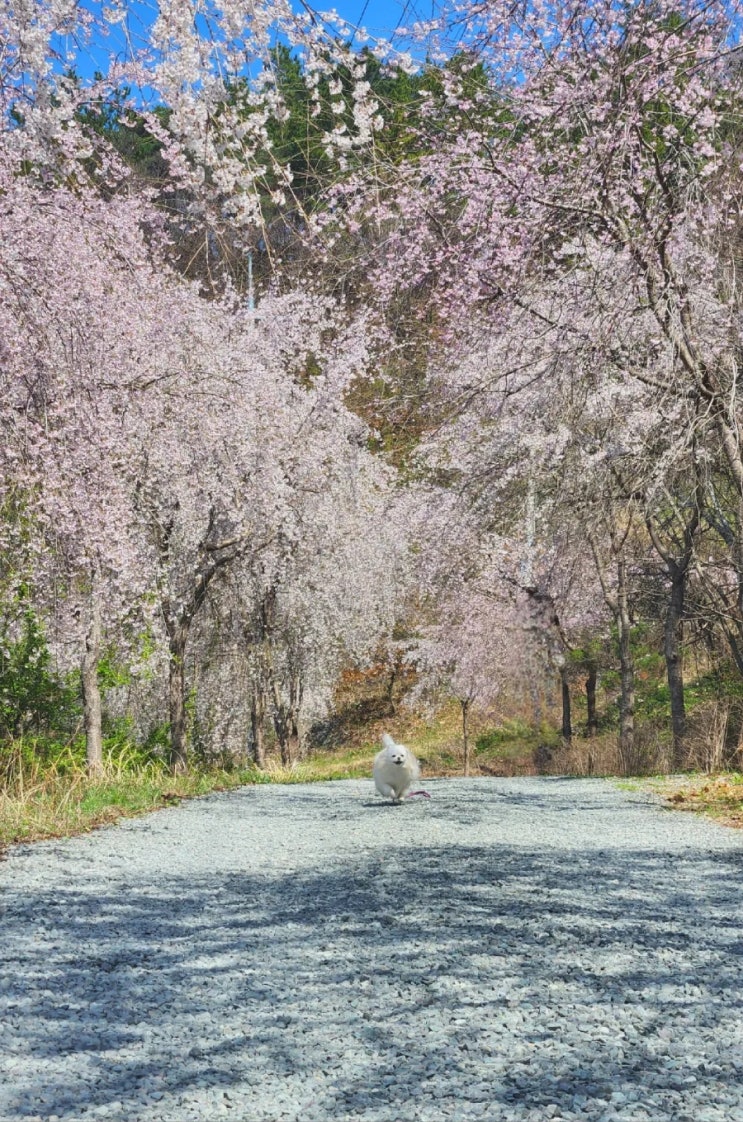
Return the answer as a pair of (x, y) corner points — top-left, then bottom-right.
(373, 733), (421, 803)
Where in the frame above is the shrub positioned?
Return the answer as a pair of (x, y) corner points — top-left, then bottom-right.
(0, 608), (79, 740)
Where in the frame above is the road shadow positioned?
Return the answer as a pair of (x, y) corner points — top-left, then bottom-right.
(2, 840), (743, 1119)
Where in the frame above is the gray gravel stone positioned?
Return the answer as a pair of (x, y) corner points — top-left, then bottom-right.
(1, 776), (743, 1120)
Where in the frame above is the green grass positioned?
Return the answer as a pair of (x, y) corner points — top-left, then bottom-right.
(0, 706), (551, 852)
(0, 745), (265, 851)
(639, 772), (743, 829)
(15, 720), (741, 852)
(268, 746), (377, 782)
(260, 712), (543, 784)
(0, 731), (404, 852)
(475, 718), (559, 763)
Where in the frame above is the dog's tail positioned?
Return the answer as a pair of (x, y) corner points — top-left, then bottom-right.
(381, 732), (397, 751)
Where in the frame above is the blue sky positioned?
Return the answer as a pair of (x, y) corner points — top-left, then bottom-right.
(66, 0), (439, 83)
(330, 0), (437, 40)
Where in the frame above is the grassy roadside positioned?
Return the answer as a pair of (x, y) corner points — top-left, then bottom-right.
(635, 772), (743, 830)
(0, 749), (396, 855)
(7, 713), (743, 854)
(0, 707), (536, 852)
(0, 758), (268, 854)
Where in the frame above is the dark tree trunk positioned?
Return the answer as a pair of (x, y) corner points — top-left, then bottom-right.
(273, 707), (293, 765)
(259, 590), (304, 765)
(589, 527), (637, 774)
(168, 627), (189, 774)
(586, 662), (598, 738)
(273, 705), (302, 765)
(560, 666), (572, 745)
(250, 686), (266, 768)
(277, 720), (291, 766)
(585, 661), (598, 775)
(385, 668), (397, 717)
(155, 505), (247, 776)
(287, 726), (301, 764)
(81, 600), (103, 775)
(290, 671), (303, 759)
(666, 565), (687, 771)
(461, 698), (471, 777)
(646, 500), (698, 772)
(617, 557), (636, 774)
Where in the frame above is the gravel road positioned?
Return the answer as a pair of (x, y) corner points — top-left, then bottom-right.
(2, 776), (743, 1122)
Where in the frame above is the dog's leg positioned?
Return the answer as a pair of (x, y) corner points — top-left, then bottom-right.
(376, 782), (398, 801)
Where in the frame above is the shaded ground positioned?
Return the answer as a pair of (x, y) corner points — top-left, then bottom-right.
(1, 778), (742, 1121)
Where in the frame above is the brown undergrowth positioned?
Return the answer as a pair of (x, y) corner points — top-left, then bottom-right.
(8, 661), (741, 851)
(644, 773), (743, 829)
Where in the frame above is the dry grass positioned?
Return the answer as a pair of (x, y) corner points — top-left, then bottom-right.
(640, 773), (743, 829)
(14, 666), (741, 853)
(258, 751), (375, 784)
(1, 703), (505, 853)
(544, 727), (671, 778)
(0, 748), (261, 854)
(306, 699), (559, 781)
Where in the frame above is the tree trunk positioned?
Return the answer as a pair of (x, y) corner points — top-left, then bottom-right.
(273, 707), (292, 766)
(250, 686), (266, 768)
(646, 499), (698, 772)
(277, 720), (291, 766)
(287, 724), (301, 764)
(586, 662), (598, 738)
(585, 661), (597, 776)
(168, 627), (189, 774)
(273, 706), (301, 766)
(262, 610), (304, 766)
(617, 557), (636, 774)
(589, 527), (636, 773)
(385, 668), (397, 717)
(156, 508), (243, 775)
(666, 566), (687, 771)
(81, 600), (103, 775)
(271, 678), (303, 765)
(290, 671), (303, 759)
(560, 666), (572, 745)
(461, 698), (471, 777)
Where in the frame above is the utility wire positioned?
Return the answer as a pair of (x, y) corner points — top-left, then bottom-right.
(393, 0), (413, 35)
(349, 0), (371, 44)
